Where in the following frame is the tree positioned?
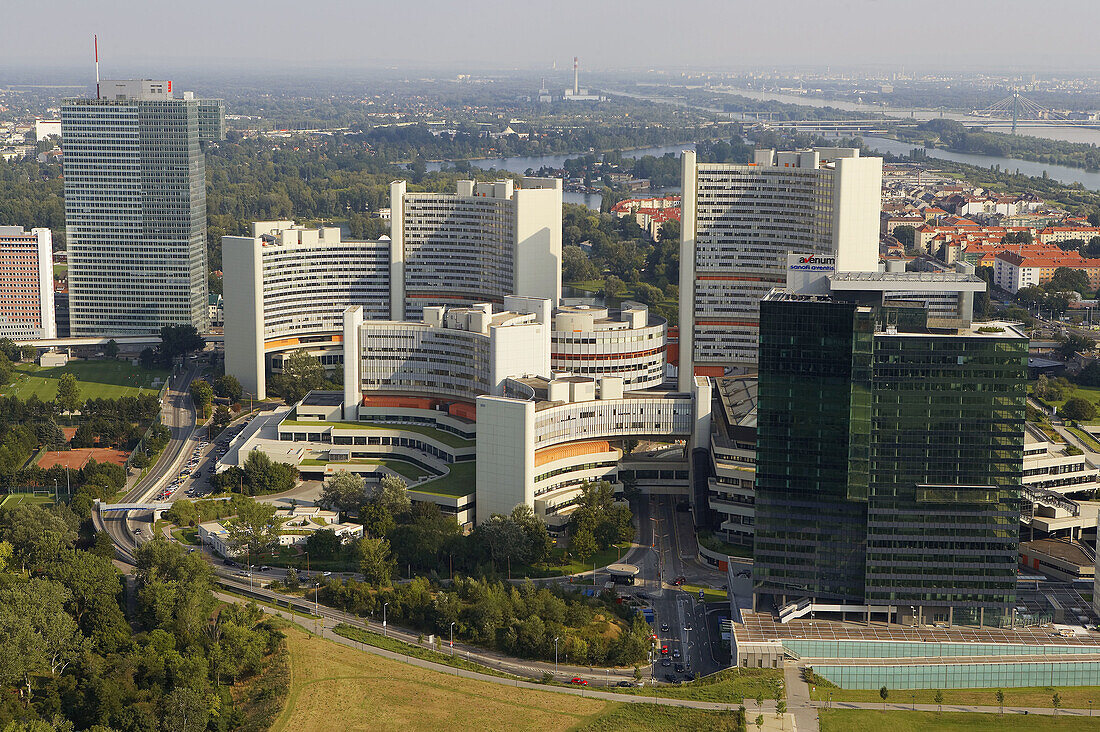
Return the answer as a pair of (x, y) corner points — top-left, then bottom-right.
(275, 349), (325, 403)
(571, 526), (597, 563)
(1061, 397), (1096, 421)
(139, 347), (157, 370)
(320, 470), (368, 516)
(0, 578), (86, 702)
(305, 528), (342, 559)
(223, 499), (285, 558)
(934, 689), (944, 712)
(775, 699), (786, 719)
(604, 275), (626, 299)
(213, 374), (243, 403)
(1047, 266), (1091, 295)
(372, 475), (412, 516)
(1056, 332), (1095, 358)
(880, 685), (889, 710)
(358, 535), (396, 586)
(240, 450), (297, 494)
(995, 689), (1004, 715)
(20, 345), (36, 362)
(55, 373), (81, 414)
(189, 379), (214, 419)
(894, 225), (916, 249)
(210, 405), (232, 435)
(158, 325), (204, 362)
(104, 339), (119, 359)
(754, 714), (764, 731)
(1052, 691), (1061, 715)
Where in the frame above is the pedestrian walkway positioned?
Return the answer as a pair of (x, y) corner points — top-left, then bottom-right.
(784, 663), (818, 732)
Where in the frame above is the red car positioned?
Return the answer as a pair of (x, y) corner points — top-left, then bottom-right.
(660, 646), (669, 655)
(570, 677), (588, 686)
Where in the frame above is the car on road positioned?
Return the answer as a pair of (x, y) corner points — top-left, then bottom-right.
(133, 527), (143, 535)
(616, 680), (633, 687)
(660, 623), (669, 632)
(684, 623), (692, 632)
(224, 559), (237, 567)
(660, 657), (671, 667)
(660, 645), (669, 655)
(570, 678), (588, 686)
(672, 649), (681, 660)
(684, 673), (695, 682)
(673, 575), (686, 585)
(674, 664), (685, 673)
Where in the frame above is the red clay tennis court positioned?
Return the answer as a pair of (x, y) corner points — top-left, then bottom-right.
(38, 448), (129, 470)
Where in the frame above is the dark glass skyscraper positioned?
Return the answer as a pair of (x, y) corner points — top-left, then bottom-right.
(754, 294), (1026, 626)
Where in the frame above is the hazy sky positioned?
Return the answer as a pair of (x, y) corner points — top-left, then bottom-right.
(4, 0), (1098, 76)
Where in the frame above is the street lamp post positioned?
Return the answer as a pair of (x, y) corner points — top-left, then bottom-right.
(450, 622), (456, 657)
(554, 636), (559, 676)
(383, 602), (389, 637)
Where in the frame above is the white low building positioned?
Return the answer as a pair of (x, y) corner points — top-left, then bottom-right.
(197, 505), (363, 558)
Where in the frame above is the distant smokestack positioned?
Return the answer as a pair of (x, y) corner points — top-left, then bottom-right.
(573, 56), (579, 96)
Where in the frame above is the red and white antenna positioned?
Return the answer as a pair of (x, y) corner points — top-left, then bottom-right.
(94, 35), (100, 99)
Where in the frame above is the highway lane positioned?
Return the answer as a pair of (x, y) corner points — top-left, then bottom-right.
(125, 365), (200, 503)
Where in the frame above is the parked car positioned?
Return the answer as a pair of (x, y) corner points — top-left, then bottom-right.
(672, 649), (681, 660)
(570, 678), (588, 686)
(674, 664), (685, 673)
(660, 657), (671, 667)
(616, 680), (632, 688)
(660, 623), (669, 632)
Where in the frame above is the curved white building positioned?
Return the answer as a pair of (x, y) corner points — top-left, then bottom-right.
(225, 178), (562, 400)
(223, 222), (391, 400)
(551, 302), (666, 390)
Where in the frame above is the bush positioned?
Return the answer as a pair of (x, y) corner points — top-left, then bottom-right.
(1061, 397), (1097, 421)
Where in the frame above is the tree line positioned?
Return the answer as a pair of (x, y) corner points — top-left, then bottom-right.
(0, 503), (287, 730)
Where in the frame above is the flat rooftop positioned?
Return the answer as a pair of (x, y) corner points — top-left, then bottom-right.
(300, 391), (344, 407)
(737, 611), (1100, 648)
(1022, 538), (1094, 568)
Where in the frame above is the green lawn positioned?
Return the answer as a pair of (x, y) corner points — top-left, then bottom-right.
(680, 583), (727, 602)
(4, 360), (168, 402)
(811, 684), (1100, 710)
(819, 709), (1100, 731)
(518, 542), (633, 579)
(280, 420), (474, 448)
(0, 492), (55, 508)
(411, 461), (475, 497)
(171, 526), (200, 545)
(1031, 381), (1100, 425)
(614, 667), (783, 703)
(1068, 426), (1100, 451)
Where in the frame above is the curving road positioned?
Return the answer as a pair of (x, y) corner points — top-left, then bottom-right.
(125, 365), (201, 503)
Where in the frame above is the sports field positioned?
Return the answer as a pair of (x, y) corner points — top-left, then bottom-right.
(272, 624), (743, 732)
(3, 361), (169, 402)
(0, 492), (54, 508)
(38, 447), (128, 469)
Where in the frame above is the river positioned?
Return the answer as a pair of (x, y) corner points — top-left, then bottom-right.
(424, 143), (696, 210)
(859, 136), (1100, 191)
(714, 86), (1100, 148)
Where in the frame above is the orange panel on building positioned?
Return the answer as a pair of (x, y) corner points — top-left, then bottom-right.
(534, 440), (613, 468)
(449, 402), (476, 421)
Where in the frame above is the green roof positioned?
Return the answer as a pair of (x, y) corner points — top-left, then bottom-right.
(411, 461), (475, 498)
(280, 420), (474, 448)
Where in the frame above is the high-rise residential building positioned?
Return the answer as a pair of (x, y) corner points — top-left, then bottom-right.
(62, 79), (223, 336)
(677, 147), (882, 390)
(0, 226), (55, 340)
(390, 178), (562, 320)
(752, 269), (1026, 627)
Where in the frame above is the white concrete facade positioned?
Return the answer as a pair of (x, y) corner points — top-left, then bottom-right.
(393, 178), (562, 319)
(550, 302), (667, 390)
(0, 226), (55, 340)
(222, 222), (391, 400)
(678, 148), (882, 389)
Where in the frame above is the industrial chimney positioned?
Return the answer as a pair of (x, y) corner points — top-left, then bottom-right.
(573, 57), (579, 96)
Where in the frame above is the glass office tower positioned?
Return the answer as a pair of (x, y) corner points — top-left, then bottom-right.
(755, 295), (1026, 626)
(62, 80), (223, 336)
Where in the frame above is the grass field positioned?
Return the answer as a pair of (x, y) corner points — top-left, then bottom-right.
(273, 623), (742, 732)
(3, 361), (169, 402)
(0, 492), (55, 508)
(615, 667), (783, 704)
(412, 461), (475, 497)
(819, 709), (1100, 731)
(811, 684), (1100, 710)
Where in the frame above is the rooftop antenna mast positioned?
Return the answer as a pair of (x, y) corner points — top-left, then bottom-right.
(94, 35), (100, 99)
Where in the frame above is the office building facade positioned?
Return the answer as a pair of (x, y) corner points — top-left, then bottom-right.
(0, 226), (55, 340)
(678, 147), (882, 389)
(753, 287), (1027, 626)
(62, 79), (223, 336)
(391, 178), (562, 319)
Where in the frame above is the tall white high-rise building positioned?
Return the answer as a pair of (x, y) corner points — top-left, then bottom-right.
(0, 226), (55, 340)
(62, 79), (224, 336)
(677, 147), (882, 389)
(390, 178), (562, 320)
